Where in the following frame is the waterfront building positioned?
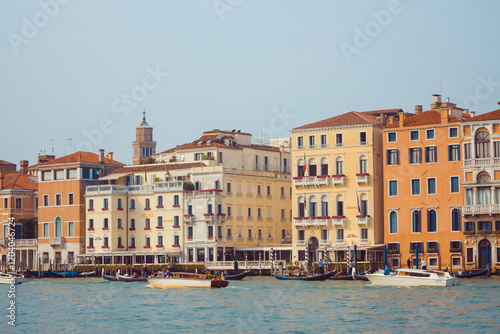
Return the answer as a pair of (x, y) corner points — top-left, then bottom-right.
(461, 107), (500, 271)
(291, 109), (402, 266)
(0, 161), (38, 270)
(132, 112), (156, 165)
(155, 129), (293, 263)
(36, 150), (124, 269)
(383, 95), (468, 270)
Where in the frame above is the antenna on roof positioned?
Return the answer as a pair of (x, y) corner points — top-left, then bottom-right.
(51, 140), (54, 154)
(66, 138), (73, 153)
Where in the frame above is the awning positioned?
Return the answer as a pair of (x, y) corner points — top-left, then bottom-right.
(99, 172), (133, 181)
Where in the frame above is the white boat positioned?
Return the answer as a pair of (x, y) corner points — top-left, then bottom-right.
(366, 268), (460, 287)
(0, 273), (28, 285)
(148, 272), (229, 289)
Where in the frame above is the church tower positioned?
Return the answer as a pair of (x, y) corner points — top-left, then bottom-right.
(132, 111), (156, 165)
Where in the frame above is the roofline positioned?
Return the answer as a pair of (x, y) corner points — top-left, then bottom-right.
(292, 122), (378, 133)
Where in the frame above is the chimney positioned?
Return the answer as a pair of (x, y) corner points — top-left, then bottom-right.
(99, 149), (105, 163)
(446, 97), (450, 103)
(441, 109), (449, 124)
(106, 152), (114, 161)
(470, 111), (476, 117)
(0, 171), (3, 189)
(414, 105), (423, 114)
(398, 111), (405, 127)
(432, 94), (442, 104)
(20, 160), (29, 175)
(388, 116), (394, 125)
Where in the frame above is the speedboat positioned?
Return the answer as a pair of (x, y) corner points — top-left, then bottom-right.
(0, 272), (28, 285)
(366, 268), (460, 287)
(148, 272), (229, 289)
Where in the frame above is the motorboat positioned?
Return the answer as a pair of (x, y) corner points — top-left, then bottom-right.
(275, 271), (335, 281)
(366, 268), (460, 287)
(0, 272), (28, 285)
(148, 272), (229, 289)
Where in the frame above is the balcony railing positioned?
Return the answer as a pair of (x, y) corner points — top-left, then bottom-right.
(50, 237), (65, 247)
(204, 214), (214, 223)
(319, 239), (329, 246)
(0, 238), (8, 247)
(217, 213), (226, 223)
(464, 157), (500, 166)
(185, 189), (223, 197)
(335, 239), (345, 245)
(332, 216), (345, 228)
(86, 185), (128, 195)
(359, 238), (369, 245)
(153, 181), (184, 192)
(356, 215), (369, 226)
(293, 175), (329, 187)
(462, 204), (500, 215)
(297, 240), (306, 246)
(331, 175), (345, 186)
(184, 214), (194, 224)
(294, 217), (330, 228)
(356, 173), (369, 184)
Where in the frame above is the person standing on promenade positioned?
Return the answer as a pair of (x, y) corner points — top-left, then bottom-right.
(318, 259), (324, 274)
(407, 258), (412, 269)
(421, 258), (427, 270)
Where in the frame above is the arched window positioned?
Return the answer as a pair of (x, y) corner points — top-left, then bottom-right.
(389, 211), (398, 234)
(476, 174), (491, 205)
(427, 209), (437, 232)
(359, 155), (368, 174)
(174, 195), (179, 206)
(359, 193), (368, 216)
(412, 210), (421, 233)
(157, 232), (163, 246)
(451, 208), (461, 232)
(207, 199), (213, 214)
(308, 195), (317, 217)
(297, 196), (305, 217)
(145, 234), (150, 247)
(130, 235), (135, 247)
(320, 195), (329, 217)
(308, 158), (317, 176)
(103, 234), (109, 247)
(88, 234), (94, 247)
(336, 194), (344, 216)
(118, 235), (123, 247)
(335, 157), (344, 175)
(297, 159), (305, 177)
(475, 130), (490, 158)
(55, 217), (62, 237)
(320, 158), (329, 176)
(174, 233), (180, 246)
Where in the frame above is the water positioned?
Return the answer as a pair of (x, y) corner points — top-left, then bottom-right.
(1, 276), (499, 333)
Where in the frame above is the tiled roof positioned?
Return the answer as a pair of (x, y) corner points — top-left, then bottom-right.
(361, 108), (404, 116)
(38, 152), (125, 167)
(463, 108), (500, 122)
(1, 173), (37, 191)
(0, 160), (16, 166)
(384, 109), (461, 128)
(293, 111), (384, 130)
(111, 162), (206, 174)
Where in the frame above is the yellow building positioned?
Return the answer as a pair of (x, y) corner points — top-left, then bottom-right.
(291, 110), (402, 267)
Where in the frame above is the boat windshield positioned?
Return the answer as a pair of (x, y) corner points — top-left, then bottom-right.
(397, 271), (430, 278)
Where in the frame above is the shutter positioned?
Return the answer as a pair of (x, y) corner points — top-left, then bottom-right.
(448, 145), (451, 161)
(396, 150), (399, 165)
(435, 147), (437, 162)
(457, 146), (461, 161)
(418, 147), (422, 163)
(408, 148), (412, 163)
(427, 210), (431, 232)
(386, 150), (390, 165)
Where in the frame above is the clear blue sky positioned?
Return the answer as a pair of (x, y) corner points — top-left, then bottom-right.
(1, 0), (500, 166)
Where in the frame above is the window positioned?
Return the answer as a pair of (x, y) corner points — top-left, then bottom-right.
(281, 209), (285, 219)
(264, 156), (269, 171)
(335, 134), (343, 147)
(89, 219), (94, 229)
(215, 180), (220, 190)
(173, 216), (179, 226)
(118, 218), (122, 229)
(145, 218), (150, 229)
(387, 132), (396, 143)
(157, 196), (163, 207)
(298, 230), (305, 241)
(218, 152), (223, 163)
(130, 235), (135, 247)
(321, 229), (328, 241)
(451, 209), (461, 232)
(386, 149), (399, 165)
(308, 135), (315, 148)
(257, 185), (261, 195)
(194, 153), (204, 161)
(227, 228), (232, 239)
(207, 226), (214, 238)
(389, 211), (397, 234)
(336, 196), (344, 216)
(408, 147), (422, 164)
(103, 235), (109, 247)
(320, 159), (328, 175)
(425, 146), (437, 163)
(227, 183), (231, 194)
(427, 241), (438, 253)
(475, 131), (490, 158)
(426, 129), (435, 139)
(360, 228), (368, 241)
(145, 235), (150, 247)
(450, 176), (459, 193)
(297, 136), (304, 149)
(297, 197), (305, 217)
(267, 186), (271, 196)
(130, 219), (136, 229)
(227, 207), (232, 217)
(55, 170), (64, 180)
(321, 196), (328, 216)
(336, 229), (344, 241)
(43, 223), (49, 237)
(103, 198), (109, 209)
(427, 178), (436, 195)
(450, 241), (462, 252)
(130, 199), (135, 209)
(145, 199), (150, 209)
(410, 242), (424, 254)
(247, 208), (252, 218)
(335, 158), (344, 175)
(174, 234), (179, 245)
(55, 217), (62, 237)
(68, 193), (74, 205)
(118, 198), (122, 210)
(387, 243), (399, 254)
(254, 155), (260, 170)
(248, 229), (252, 240)
(55, 194), (62, 206)
(411, 179), (420, 195)
(88, 235), (93, 247)
(359, 156), (368, 173)
(15, 198), (22, 209)
(3, 198), (7, 208)
(449, 127), (458, 138)
(157, 216), (163, 227)
(188, 226), (193, 238)
(308, 196), (317, 217)
(448, 145), (460, 161)
(464, 221), (475, 232)
(118, 236), (122, 247)
(103, 218), (109, 229)
(42, 170), (52, 181)
(410, 131), (419, 141)
(412, 210), (421, 233)
(320, 134), (327, 148)
(427, 209), (437, 232)
(157, 233), (163, 246)
(135, 175), (142, 185)
(467, 248), (474, 263)
(359, 132), (367, 145)
(389, 180), (398, 196)
(67, 168), (77, 179)
(44, 194), (49, 206)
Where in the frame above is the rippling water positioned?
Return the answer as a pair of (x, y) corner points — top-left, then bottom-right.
(1, 276), (499, 333)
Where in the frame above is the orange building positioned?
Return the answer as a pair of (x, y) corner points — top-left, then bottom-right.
(461, 108), (500, 272)
(36, 151), (124, 269)
(0, 161), (38, 271)
(383, 95), (469, 270)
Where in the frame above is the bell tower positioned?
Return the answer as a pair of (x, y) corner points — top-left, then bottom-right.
(132, 110), (156, 165)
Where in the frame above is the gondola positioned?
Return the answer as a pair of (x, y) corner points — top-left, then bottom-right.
(455, 267), (490, 278)
(353, 274), (369, 281)
(275, 271), (335, 281)
(103, 274), (119, 281)
(224, 270), (251, 280)
(25, 270), (54, 278)
(78, 271), (96, 277)
(50, 270), (78, 278)
(117, 274), (148, 282)
(329, 275), (354, 281)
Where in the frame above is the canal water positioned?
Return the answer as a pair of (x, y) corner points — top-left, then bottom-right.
(1, 276), (499, 333)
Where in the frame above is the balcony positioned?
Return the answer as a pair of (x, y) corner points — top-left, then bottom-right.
(356, 215), (369, 226)
(184, 214), (194, 224)
(0, 238), (8, 247)
(319, 239), (329, 246)
(464, 157), (500, 167)
(331, 175), (345, 186)
(153, 181), (184, 192)
(294, 217), (330, 228)
(217, 213), (226, 223)
(356, 173), (369, 184)
(335, 239), (345, 246)
(462, 204), (500, 215)
(86, 185), (128, 196)
(185, 189), (223, 198)
(204, 213), (214, 223)
(293, 175), (329, 187)
(50, 237), (65, 247)
(296, 240), (306, 246)
(359, 238), (369, 245)
(331, 216), (345, 228)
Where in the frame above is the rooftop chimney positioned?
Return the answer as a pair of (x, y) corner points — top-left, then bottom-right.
(446, 97), (450, 103)
(432, 94), (442, 104)
(470, 111), (476, 117)
(415, 105), (423, 114)
(398, 111), (405, 127)
(99, 149), (105, 163)
(20, 160), (29, 175)
(441, 109), (449, 124)
(106, 152), (114, 161)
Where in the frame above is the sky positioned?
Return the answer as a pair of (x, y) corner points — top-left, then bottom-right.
(1, 0), (500, 166)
